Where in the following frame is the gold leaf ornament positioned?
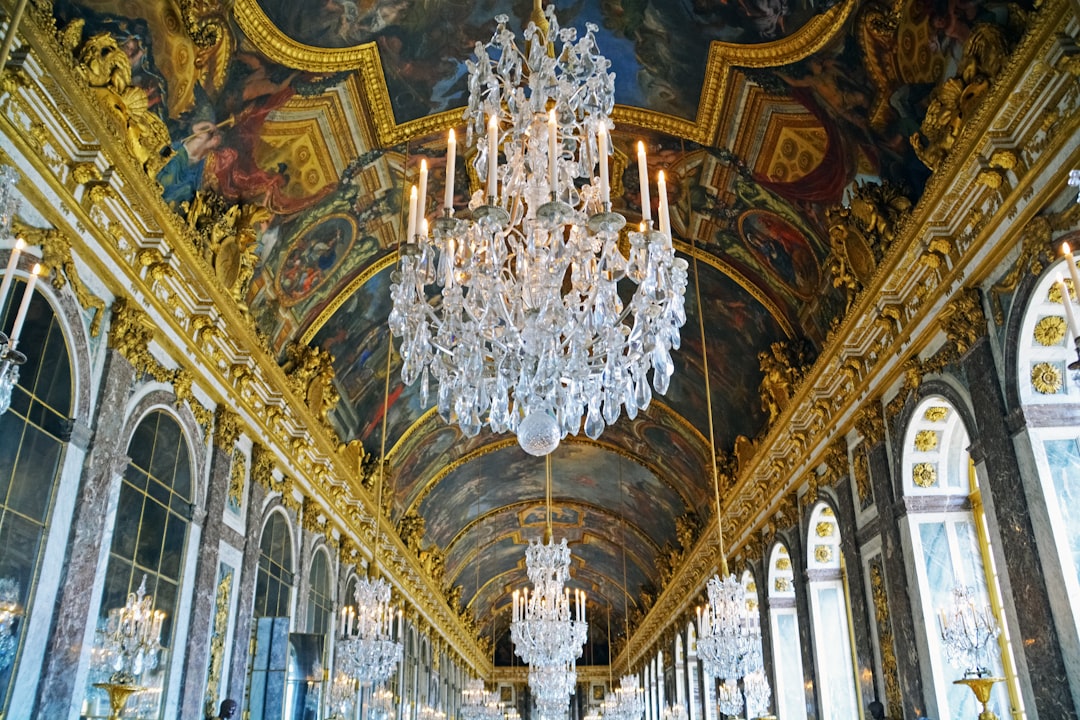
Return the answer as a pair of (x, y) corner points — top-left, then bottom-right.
(1034, 315), (1067, 346)
(912, 462), (938, 487)
(1031, 362), (1063, 394)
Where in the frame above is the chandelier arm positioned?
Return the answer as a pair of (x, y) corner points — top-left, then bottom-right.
(691, 239), (727, 576)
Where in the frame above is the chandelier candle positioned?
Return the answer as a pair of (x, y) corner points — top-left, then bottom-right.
(487, 115), (498, 201)
(406, 185), (418, 244)
(637, 142), (651, 223)
(658, 171), (671, 240)
(1063, 242), (1080, 296)
(1058, 275), (1080, 340)
(9, 263), (40, 344)
(598, 123), (610, 205)
(445, 129), (456, 212)
(0, 237), (24, 317)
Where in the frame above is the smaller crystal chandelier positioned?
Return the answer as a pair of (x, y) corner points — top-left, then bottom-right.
(611, 674), (644, 720)
(715, 679), (743, 718)
(389, 2), (688, 457)
(462, 678), (491, 720)
(661, 704), (687, 720)
(696, 574), (762, 681)
(327, 672), (358, 720)
(99, 575), (165, 683)
(370, 684), (396, 720)
(938, 585), (1000, 677)
(0, 577), (22, 672)
(743, 666), (772, 719)
(504, 706), (521, 720)
(337, 577), (403, 687)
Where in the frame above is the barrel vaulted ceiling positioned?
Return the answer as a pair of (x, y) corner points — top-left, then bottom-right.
(49, 0), (1018, 658)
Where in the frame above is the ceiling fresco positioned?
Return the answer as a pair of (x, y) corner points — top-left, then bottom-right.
(49, 0), (1024, 660)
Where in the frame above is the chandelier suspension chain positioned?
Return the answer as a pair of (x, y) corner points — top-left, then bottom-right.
(692, 241), (727, 576)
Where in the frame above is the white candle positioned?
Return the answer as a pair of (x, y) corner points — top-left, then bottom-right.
(597, 124), (610, 206)
(487, 115), (499, 201)
(444, 129), (456, 214)
(0, 238), (25, 321)
(637, 142), (651, 223)
(9, 263), (39, 344)
(657, 170), (671, 238)
(1064, 242), (1080, 298)
(418, 159), (428, 229)
(548, 109), (558, 197)
(406, 185), (418, 242)
(1060, 275), (1080, 340)
(421, 218), (429, 240)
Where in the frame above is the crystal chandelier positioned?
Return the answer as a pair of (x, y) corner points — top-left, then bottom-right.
(371, 684), (397, 720)
(337, 577), (403, 686)
(743, 668), (772, 719)
(696, 574), (762, 681)
(939, 585), (1001, 677)
(463, 678), (503, 720)
(510, 536), (587, 666)
(661, 703), (687, 720)
(99, 575), (165, 683)
(528, 661), (577, 704)
(536, 694), (570, 720)
(389, 2), (688, 456)
(0, 577), (21, 672)
(715, 679), (743, 718)
(327, 672), (358, 720)
(612, 674), (644, 720)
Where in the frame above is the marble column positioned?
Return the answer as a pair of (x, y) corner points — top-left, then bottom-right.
(963, 337), (1073, 718)
(865, 434), (929, 720)
(177, 437), (234, 719)
(832, 479), (878, 712)
(226, 479), (268, 708)
(33, 347), (135, 719)
(788, 528), (819, 720)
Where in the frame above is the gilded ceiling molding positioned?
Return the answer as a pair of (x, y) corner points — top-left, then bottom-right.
(400, 434), (691, 521)
(443, 498), (661, 570)
(234, 0), (855, 147)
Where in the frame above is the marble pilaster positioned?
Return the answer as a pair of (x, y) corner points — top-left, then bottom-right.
(866, 435), (928, 720)
(32, 348), (135, 720)
(226, 480), (268, 709)
(832, 480), (878, 712)
(177, 440), (234, 720)
(963, 337), (1074, 718)
(787, 529), (819, 720)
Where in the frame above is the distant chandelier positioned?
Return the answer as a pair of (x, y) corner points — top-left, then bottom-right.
(0, 577), (22, 673)
(370, 684), (397, 720)
(511, 536), (588, 667)
(660, 703), (687, 720)
(462, 678), (502, 720)
(938, 584), (1000, 677)
(611, 674), (645, 720)
(389, 2), (688, 456)
(337, 577), (403, 687)
(696, 574), (763, 682)
(528, 661), (577, 704)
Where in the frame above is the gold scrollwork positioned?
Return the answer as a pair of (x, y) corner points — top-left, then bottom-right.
(913, 430), (938, 453)
(912, 462), (938, 487)
(13, 221), (106, 336)
(853, 447), (873, 510)
(870, 559), (902, 715)
(1031, 362), (1063, 394)
(1048, 278), (1074, 304)
(204, 567), (233, 718)
(1034, 315), (1067, 347)
(228, 449), (246, 510)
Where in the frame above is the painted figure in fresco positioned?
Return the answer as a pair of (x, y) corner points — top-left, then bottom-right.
(740, 210), (821, 300)
(159, 119), (224, 207)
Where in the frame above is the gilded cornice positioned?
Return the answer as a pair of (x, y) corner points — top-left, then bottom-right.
(9, 11), (491, 675)
(614, 0), (1080, 674)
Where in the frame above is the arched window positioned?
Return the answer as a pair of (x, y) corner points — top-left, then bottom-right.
(806, 503), (859, 719)
(685, 622), (702, 720)
(91, 409), (194, 717)
(901, 396), (1020, 719)
(1015, 258), (1080, 657)
(767, 543), (806, 720)
(674, 632), (685, 708)
(307, 548), (332, 635)
(255, 511), (294, 619)
(0, 287), (72, 714)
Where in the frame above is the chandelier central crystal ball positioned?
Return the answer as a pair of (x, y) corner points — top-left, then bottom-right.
(389, 5), (688, 456)
(510, 537), (588, 667)
(337, 577), (403, 687)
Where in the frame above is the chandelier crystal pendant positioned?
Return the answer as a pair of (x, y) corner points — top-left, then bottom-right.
(612, 674), (645, 720)
(389, 3), (688, 457)
(528, 661), (578, 704)
(336, 577), (404, 687)
(939, 584), (1001, 677)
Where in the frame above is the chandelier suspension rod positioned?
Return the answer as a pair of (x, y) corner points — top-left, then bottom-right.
(691, 241), (727, 576)
(375, 330), (394, 577)
(545, 454), (553, 542)
(620, 458), (632, 667)
(607, 602), (613, 688)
